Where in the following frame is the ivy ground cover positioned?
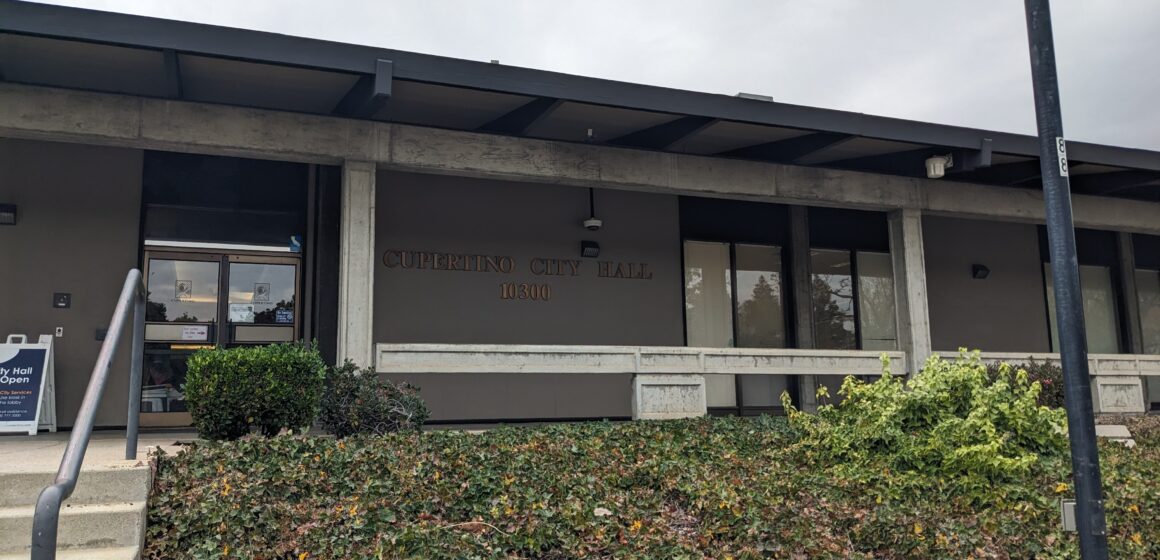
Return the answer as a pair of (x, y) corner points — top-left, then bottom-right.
(144, 415), (1159, 559)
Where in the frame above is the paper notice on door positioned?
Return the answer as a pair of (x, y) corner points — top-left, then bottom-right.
(229, 303), (255, 323)
(180, 325), (209, 341)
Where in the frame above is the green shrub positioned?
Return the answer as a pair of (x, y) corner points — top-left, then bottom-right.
(143, 416), (1160, 559)
(183, 342), (326, 440)
(319, 360), (429, 438)
(986, 358), (1065, 408)
(782, 351), (1069, 499)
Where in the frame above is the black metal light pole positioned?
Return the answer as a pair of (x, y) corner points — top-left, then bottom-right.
(1022, 1), (1108, 558)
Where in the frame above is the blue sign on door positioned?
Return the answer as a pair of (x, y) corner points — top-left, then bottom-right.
(275, 308), (294, 324)
(0, 348), (47, 422)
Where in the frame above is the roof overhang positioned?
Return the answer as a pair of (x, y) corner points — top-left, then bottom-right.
(1, 0), (1157, 200)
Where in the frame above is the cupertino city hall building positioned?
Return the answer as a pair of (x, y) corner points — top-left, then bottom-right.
(1, 1), (1158, 428)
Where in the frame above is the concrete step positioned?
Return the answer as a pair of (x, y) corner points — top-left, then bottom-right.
(0, 465), (150, 508)
(0, 546), (139, 560)
(0, 501), (146, 554)
(1096, 424), (1137, 447)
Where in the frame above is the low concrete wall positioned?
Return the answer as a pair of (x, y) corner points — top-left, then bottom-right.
(970, 352), (1158, 415)
(376, 344), (905, 421)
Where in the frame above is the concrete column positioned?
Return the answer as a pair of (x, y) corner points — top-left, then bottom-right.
(790, 206), (818, 411)
(888, 208), (932, 375)
(338, 160), (376, 368)
(1117, 232), (1144, 354)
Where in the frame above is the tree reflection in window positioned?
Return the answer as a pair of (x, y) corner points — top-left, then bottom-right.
(145, 259), (220, 323)
(810, 249), (856, 350)
(734, 244), (785, 349)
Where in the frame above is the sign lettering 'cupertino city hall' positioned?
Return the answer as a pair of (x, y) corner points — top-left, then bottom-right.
(382, 249), (653, 302)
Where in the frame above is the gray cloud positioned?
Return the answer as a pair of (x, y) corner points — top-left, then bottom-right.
(32, 0), (1160, 150)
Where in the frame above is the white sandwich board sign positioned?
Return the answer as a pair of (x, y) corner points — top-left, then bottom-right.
(0, 334), (57, 435)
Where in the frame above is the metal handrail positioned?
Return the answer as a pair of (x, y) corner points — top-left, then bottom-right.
(30, 269), (146, 559)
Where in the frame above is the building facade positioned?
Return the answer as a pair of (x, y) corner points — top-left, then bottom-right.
(1, 1), (1158, 428)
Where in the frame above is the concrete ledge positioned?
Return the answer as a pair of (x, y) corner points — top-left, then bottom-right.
(969, 352), (1160, 376)
(376, 343), (904, 376)
(376, 344), (904, 420)
(970, 352), (1155, 415)
(377, 344), (642, 374)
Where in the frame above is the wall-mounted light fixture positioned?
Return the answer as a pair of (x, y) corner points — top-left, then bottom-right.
(925, 154), (954, 179)
(0, 203), (16, 225)
(581, 240), (600, 258)
(972, 264), (990, 280)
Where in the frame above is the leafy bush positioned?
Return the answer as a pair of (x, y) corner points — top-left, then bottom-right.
(782, 352), (1069, 499)
(319, 360), (429, 437)
(183, 342), (326, 440)
(986, 358), (1065, 408)
(143, 414), (1159, 559)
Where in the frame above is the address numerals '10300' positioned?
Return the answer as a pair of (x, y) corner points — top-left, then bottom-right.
(500, 283), (552, 301)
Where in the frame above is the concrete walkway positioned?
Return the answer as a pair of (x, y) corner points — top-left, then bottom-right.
(0, 430), (194, 473)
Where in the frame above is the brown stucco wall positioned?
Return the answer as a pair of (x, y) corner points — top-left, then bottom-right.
(923, 215), (1051, 353)
(0, 138), (143, 428)
(373, 171), (683, 421)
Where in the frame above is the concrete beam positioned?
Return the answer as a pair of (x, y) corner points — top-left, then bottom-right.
(0, 83), (381, 164)
(889, 208), (932, 375)
(2, 83), (1159, 234)
(338, 160), (376, 367)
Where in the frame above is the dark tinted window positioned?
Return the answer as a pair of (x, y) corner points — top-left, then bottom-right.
(142, 151), (307, 246)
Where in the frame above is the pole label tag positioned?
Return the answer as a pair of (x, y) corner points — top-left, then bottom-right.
(1055, 137), (1069, 177)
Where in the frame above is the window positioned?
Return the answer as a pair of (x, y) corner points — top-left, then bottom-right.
(145, 259), (220, 323)
(734, 244), (788, 409)
(807, 207), (896, 352)
(810, 249), (898, 351)
(227, 263), (297, 325)
(142, 151), (307, 246)
(1044, 264), (1121, 354)
(810, 249), (855, 349)
(683, 241), (733, 349)
(857, 252), (899, 351)
(1138, 269), (1160, 355)
(1136, 268), (1160, 409)
(684, 241), (789, 411)
(1039, 227), (1122, 355)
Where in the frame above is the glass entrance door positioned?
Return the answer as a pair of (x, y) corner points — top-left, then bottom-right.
(141, 249), (300, 425)
(225, 257), (299, 344)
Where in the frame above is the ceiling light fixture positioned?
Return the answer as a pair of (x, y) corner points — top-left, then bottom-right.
(583, 188), (602, 231)
(925, 154), (954, 179)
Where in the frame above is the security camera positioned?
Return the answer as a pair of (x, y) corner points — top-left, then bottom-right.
(583, 217), (603, 231)
(925, 155), (953, 179)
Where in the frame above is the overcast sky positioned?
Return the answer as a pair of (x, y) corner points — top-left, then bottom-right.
(33, 0), (1160, 150)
